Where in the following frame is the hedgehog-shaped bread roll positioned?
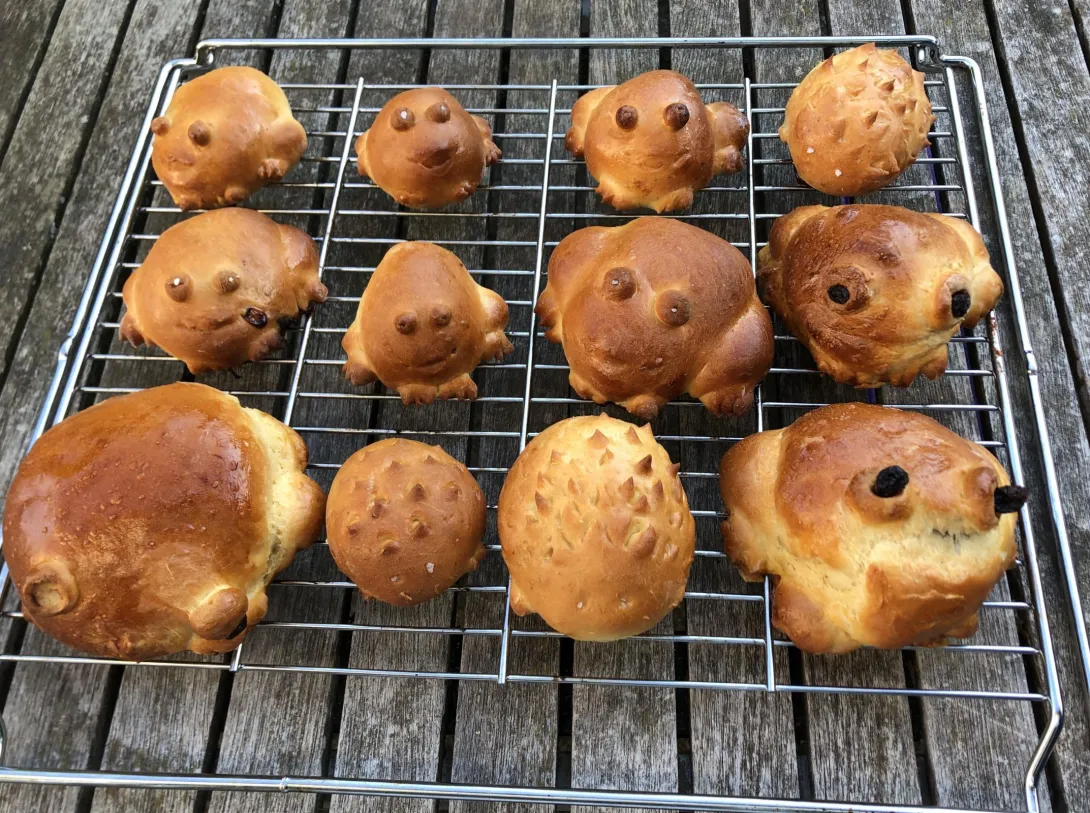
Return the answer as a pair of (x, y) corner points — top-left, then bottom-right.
(2, 383), (325, 660)
(499, 414), (696, 641)
(151, 66), (307, 210)
(356, 88), (501, 208)
(780, 43), (934, 196)
(326, 439), (486, 606)
(536, 217), (773, 420)
(758, 204), (1003, 388)
(342, 242), (513, 404)
(564, 70), (749, 212)
(719, 403), (1026, 654)
(120, 208), (327, 374)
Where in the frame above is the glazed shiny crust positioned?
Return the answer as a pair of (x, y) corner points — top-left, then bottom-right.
(2, 383), (325, 660)
(719, 403), (1019, 654)
(565, 70), (749, 212)
(779, 43), (934, 196)
(356, 87), (501, 208)
(536, 217), (773, 419)
(758, 204), (1003, 387)
(498, 414), (695, 641)
(342, 242), (513, 404)
(325, 439), (486, 606)
(151, 66), (307, 210)
(119, 208), (328, 374)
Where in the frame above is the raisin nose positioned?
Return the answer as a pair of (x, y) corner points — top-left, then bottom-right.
(994, 484), (1028, 514)
(872, 465), (909, 497)
(243, 308), (267, 327)
(951, 289), (971, 319)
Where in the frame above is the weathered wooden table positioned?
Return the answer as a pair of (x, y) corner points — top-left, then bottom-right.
(1, 1), (1089, 812)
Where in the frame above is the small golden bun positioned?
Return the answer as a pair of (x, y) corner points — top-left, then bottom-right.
(779, 43), (934, 196)
(498, 414), (695, 641)
(2, 383), (325, 660)
(326, 439), (486, 606)
(151, 66), (307, 210)
(720, 402), (1022, 654)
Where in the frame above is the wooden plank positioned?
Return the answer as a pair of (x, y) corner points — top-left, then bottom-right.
(0, 0), (64, 156)
(446, 1), (578, 808)
(570, 6), (677, 813)
(668, 0), (799, 800)
(0, 4), (209, 813)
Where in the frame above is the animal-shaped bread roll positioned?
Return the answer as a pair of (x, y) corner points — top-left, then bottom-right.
(779, 43), (934, 196)
(499, 414), (695, 641)
(536, 217), (773, 419)
(151, 66), (307, 210)
(565, 70), (749, 212)
(758, 204), (1003, 387)
(326, 439), (486, 606)
(2, 383), (325, 660)
(356, 88), (501, 208)
(120, 208), (327, 374)
(342, 242), (513, 404)
(720, 403), (1025, 654)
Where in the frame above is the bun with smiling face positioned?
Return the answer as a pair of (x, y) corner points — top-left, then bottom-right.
(342, 242), (513, 404)
(119, 208), (327, 374)
(564, 69), (749, 212)
(356, 87), (501, 208)
(758, 204), (1003, 388)
(719, 402), (1025, 654)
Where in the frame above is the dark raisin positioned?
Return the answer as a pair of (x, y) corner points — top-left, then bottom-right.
(994, 484), (1028, 515)
(872, 465), (909, 498)
(827, 284), (850, 304)
(951, 289), (971, 318)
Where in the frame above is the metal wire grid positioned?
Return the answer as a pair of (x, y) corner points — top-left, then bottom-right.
(0, 36), (1079, 813)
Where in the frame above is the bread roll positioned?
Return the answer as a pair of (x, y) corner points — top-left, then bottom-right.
(719, 402), (1025, 654)
(758, 204), (1003, 387)
(779, 43), (934, 196)
(2, 383), (325, 660)
(151, 66), (307, 210)
(536, 217), (773, 419)
(498, 414), (695, 641)
(565, 70), (749, 212)
(119, 208), (327, 374)
(342, 242), (513, 404)
(326, 439), (486, 606)
(356, 87), (501, 208)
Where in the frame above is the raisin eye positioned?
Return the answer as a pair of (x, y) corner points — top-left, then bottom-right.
(664, 103), (690, 130)
(951, 289), (971, 318)
(166, 275), (190, 302)
(426, 102), (451, 123)
(391, 108), (415, 130)
(432, 306), (453, 327)
(827, 284), (850, 304)
(616, 105), (638, 129)
(656, 290), (691, 327)
(604, 267), (636, 300)
(872, 466), (909, 497)
(395, 311), (418, 334)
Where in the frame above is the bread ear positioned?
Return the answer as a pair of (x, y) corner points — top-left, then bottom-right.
(706, 101), (750, 175)
(563, 86), (613, 156)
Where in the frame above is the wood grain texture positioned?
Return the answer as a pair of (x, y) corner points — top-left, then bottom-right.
(0, 0), (64, 156)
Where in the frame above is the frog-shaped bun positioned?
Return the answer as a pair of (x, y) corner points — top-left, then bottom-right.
(536, 217), (773, 420)
(719, 403), (1026, 654)
(564, 69), (749, 212)
(356, 88), (502, 208)
(342, 242), (513, 404)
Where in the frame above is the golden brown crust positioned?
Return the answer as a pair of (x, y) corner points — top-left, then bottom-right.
(536, 217), (773, 419)
(342, 242), (513, 404)
(498, 414), (696, 641)
(325, 439), (486, 606)
(719, 402), (1019, 654)
(119, 208), (327, 374)
(757, 204), (1003, 388)
(151, 66), (307, 210)
(2, 383), (325, 660)
(779, 43), (934, 196)
(356, 88), (501, 209)
(564, 70), (749, 212)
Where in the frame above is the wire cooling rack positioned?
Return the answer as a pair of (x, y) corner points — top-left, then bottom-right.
(0, 35), (1086, 813)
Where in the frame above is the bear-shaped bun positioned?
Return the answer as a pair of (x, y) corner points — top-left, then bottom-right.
(342, 242), (513, 404)
(151, 66), (307, 210)
(719, 402), (1026, 654)
(326, 439), (486, 606)
(779, 43), (934, 196)
(564, 69), (749, 212)
(2, 383), (325, 660)
(536, 217), (773, 420)
(356, 87), (501, 208)
(120, 208), (327, 374)
(758, 204), (1003, 387)
(499, 414), (695, 641)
